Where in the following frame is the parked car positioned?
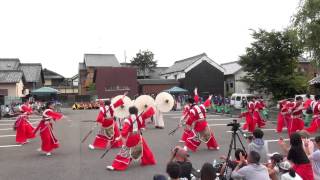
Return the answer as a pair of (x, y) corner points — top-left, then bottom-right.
(230, 93), (256, 109)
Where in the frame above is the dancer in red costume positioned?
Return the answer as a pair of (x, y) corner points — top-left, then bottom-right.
(106, 106), (156, 171)
(286, 96), (305, 136)
(184, 96), (219, 152)
(88, 95), (126, 150)
(179, 88), (199, 143)
(33, 101), (63, 156)
(14, 101), (35, 144)
(276, 99), (291, 133)
(240, 99), (255, 133)
(252, 97), (266, 128)
(305, 95), (320, 133)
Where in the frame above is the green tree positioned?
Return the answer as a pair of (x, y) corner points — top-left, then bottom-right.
(131, 50), (157, 79)
(239, 29), (307, 100)
(293, 0), (320, 64)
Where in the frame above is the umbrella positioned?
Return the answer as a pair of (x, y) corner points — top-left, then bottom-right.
(31, 87), (60, 95)
(164, 86), (188, 94)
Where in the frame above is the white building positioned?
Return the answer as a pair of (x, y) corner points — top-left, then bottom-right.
(221, 61), (250, 96)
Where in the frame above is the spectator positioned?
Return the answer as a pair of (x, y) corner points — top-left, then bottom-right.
(299, 130), (314, 155)
(267, 153), (283, 180)
(248, 128), (268, 164)
(231, 151), (269, 180)
(279, 132), (314, 180)
(168, 146), (193, 180)
(279, 161), (302, 180)
(153, 174), (167, 180)
(219, 148), (247, 179)
(166, 162), (183, 180)
(305, 135), (320, 179)
(200, 162), (217, 180)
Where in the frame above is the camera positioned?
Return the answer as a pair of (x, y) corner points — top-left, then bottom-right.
(227, 119), (240, 132)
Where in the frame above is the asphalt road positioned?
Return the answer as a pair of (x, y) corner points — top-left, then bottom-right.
(0, 108), (319, 180)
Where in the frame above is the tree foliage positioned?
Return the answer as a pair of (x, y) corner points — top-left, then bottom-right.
(131, 50), (157, 78)
(293, 0), (320, 64)
(239, 29), (308, 100)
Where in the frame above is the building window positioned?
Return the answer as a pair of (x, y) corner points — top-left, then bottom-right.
(230, 82), (234, 88)
(174, 75), (177, 80)
(165, 76), (168, 79)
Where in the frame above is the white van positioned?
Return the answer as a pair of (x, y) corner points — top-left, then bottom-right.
(230, 93), (256, 109)
(294, 94), (314, 101)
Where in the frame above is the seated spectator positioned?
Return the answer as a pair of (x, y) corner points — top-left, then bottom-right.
(248, 128), (268, 164)
(231, 150), (269, 180)
(166, 162), (186, 180)
(305, 135), (320, 179)
(200, 162), (217, 180)
(279, 161), (302, 180)
(168, 146), (193, 180)
(219, 148), (247, 180)
(267, 153), (283, 180)
(279, 132), (314, 180)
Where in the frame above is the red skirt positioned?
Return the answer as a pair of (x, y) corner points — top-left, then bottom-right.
(287, 117), (304, 136)
(305, 118), (320, 134)
(111, 137), (156, 171)
(40, 124), (59, 153)
(16, 118), (35, 144)
(92, 123), (122, 149)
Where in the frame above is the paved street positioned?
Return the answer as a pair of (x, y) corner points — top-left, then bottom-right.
(0, 108), (319, 180)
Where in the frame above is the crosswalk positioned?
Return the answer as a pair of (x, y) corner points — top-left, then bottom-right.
(0, 115), (41, 149)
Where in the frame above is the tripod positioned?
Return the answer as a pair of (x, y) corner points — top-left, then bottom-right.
(222, 120), (247, 180)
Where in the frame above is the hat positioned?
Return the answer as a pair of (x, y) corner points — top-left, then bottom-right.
(270, 153), (283, 163)
(279, 161), (292, 171)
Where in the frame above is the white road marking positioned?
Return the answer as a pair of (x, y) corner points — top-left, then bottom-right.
(0, 119), (40, 122)
(167, 115), (226, 119)
(0, 121), (39, 126)
(0, 135), (15, 138)
(0, 128), (13, 131)
(206, 118), (240, 121)
(0, 145), (21, 148)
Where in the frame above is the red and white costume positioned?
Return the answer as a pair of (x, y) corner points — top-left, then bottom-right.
(34, 108), (63, 153)
(91, 99), (124, 149)
(253, 100), (266, 128)
(287, 102), (305, 136)
(276, 100), (291, 133)
(184, 99), (219, 152)
(14, 104), (35, 144)
(109, 108), (156, 171)
(305, 101), (320, 133)
(240, 101), (255, 132)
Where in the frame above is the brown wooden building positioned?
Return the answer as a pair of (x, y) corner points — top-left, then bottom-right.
(137, 79), (178, 95)
(94, 67), (138, 98)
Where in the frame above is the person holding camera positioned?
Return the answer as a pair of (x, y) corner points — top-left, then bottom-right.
(231, 151), (269, 180)
(219, 148), (247, 180)
(168, 146), (194, 180)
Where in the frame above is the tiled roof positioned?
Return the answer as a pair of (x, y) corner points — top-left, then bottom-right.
(84, 54), (120, 67)
(0, 70), (23, 83)
(221, 61), (242, 75)
(0, 59), (20, 70)
(162, 53), (207, 74)
(137, 79), (178, 85)
(19, 63), (43, 82)
(43, 68), (64, 79)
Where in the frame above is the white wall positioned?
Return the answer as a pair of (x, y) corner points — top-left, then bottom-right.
(0, 81), (24, 97)
(234, 70), (250, 94)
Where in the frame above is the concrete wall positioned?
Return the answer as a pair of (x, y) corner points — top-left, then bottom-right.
(234, 70), (250, 94)
(0, 81), (24, 97)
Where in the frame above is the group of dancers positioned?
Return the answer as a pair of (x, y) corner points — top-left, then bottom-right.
(13, 90), (320, 172)
(276, 95), (320, 136)
(13, 100), (63, 156)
